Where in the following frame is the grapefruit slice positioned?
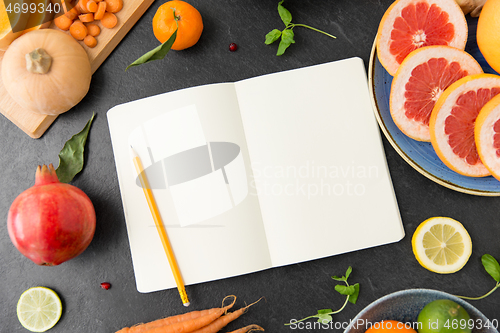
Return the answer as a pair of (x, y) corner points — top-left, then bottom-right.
(430, 74), (500, 177)
(390, 45), (483, 141)
(475, 94), (500, 181)
(376, 0), (468, 76)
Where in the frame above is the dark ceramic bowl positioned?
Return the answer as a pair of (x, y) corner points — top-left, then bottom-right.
(344, 289), (498, 333)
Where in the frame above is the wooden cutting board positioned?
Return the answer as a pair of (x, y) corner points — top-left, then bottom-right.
(0, 0), (155, 138)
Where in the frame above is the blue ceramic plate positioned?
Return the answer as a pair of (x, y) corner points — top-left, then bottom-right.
(344, 289), (498, 333)
(368, 17), (500, 196)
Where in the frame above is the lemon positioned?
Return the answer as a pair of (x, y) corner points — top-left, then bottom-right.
(412, 217), (472, 274)
(17, 287), (62, 332)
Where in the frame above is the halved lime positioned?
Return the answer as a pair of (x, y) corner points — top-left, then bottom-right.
(17, 286), (62, 332)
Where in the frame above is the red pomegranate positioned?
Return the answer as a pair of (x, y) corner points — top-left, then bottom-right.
(7, 164), (96, 266)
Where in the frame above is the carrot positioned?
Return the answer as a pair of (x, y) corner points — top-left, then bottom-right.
(86, 0), (98, 12)
(104, 0), (123, 13)
(77, 0), (89, 13)
(139, 309), (229, 333)
(190, 298), (263, 333)
(100, 11), (117, 28)
(86, 23), (100, 36)
(65, 6), (80, 20)
(79, 13), (94, 22)
(115, 296), (237, 333)
(93, 1), (106, 20)
(69, 19), (88, 40)
(84, 35), (97, 48)
(54, 13), (73, 30)
(61, 0), (80, 20)
(227, 325), (264, 333)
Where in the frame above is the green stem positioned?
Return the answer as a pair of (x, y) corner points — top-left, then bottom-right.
(290, 23), (336, 39)
(285, 282), (350, 325)
(454, 282), (499, 300)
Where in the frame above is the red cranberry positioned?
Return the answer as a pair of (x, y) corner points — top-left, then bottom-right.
(100, 282), (111, 290)
(229, 43), (238, 52)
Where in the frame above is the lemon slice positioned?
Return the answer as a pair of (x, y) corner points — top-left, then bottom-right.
(412, 216), (472, 274)
(17, 287), (62, 332)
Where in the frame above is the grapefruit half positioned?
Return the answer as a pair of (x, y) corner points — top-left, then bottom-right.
(390, 45), (483, 142)
(376, 0), (468, 76)
(430, 74), (500, 177)
(475, 94), (500, 181)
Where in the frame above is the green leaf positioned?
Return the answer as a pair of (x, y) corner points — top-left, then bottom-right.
(331, 275), (346, 282)
(482, 254), (500, 282)
(348, 283), (360, 304)
(126, 28), (177, 70)
(56, 113), (95, 183)
(335, 284), (355, 296)
(276, 28), (295, 55)
(317, 309), (332, 314)
(345, 266), (352, 280)
(265, 29), (282, 44)
(277, 0), (292, 26)
(317, 313), (332, 324)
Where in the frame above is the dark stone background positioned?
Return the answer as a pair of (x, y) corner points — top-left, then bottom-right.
(1, 0), (499, 332)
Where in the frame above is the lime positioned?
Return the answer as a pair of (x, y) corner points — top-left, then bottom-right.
(17, 286), (62, 332)
(417, 299), (471, 333)
(412, 217), (472, 274)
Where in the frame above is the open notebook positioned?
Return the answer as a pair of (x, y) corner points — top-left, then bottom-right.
(107, 57), (404, 293)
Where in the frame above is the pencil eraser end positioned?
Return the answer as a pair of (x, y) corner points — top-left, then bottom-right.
(183, 302), (190, 307)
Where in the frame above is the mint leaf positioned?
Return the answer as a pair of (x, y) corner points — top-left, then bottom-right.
(482, 254), (500, 282)
(348, 283), (360, 304)
(126, 28), (177, 70)
(277, 0), (292, 26)
(335, 284), (355, 296)
(331, 275), (346, 282)
(345, 266), (352, 280)
(265, 29), (282, 44)
(317, 313), (332, 324)
(56, 113), (95, 183)
(277, 29), (294, 55)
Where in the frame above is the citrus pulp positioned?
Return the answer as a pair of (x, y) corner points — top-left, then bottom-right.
(412, 217), (472, 274)
(17, 286), (62, 332)
(390, 45), (482, 141)
(376, 0), (468, 76)
(430, 74), (500, 177)
(475, 93), (500, 181)
(152, 0), (203, 51)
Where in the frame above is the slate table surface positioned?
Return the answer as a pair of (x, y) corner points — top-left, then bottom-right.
(1, 0), (499, 331)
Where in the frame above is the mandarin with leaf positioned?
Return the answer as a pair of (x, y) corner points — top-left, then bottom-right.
(152, 0), (203, 51)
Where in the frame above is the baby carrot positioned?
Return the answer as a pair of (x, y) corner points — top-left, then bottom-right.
(84, 35), (97, 48)
(69, 19), (88, 40)
(227, 325), (264, 333)
(104, 0), (122, 13)
(115, 296), (237, 333)
(100, 11), (117, 28)
(93, 1), (106, 20)
(86, 23), (100, 36)
(54, 13), (73, 30)
(190, 298), (263, 333)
